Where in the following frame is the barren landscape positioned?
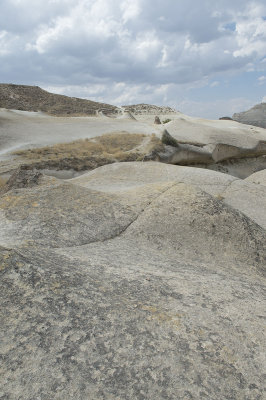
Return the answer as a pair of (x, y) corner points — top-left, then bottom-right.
(0, 86), (265, 400)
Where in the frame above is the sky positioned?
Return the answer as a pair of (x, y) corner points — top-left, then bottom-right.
(1, 0), (266, 118)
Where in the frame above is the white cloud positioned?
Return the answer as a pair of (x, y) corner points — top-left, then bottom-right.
(233, 17), (266, 58)
(3, 0), (266, 82)
(258, 75), (266, 84)
(1, 0), (266, 117)
(120, 0), (140, 23)
(41, 81), (255, 119)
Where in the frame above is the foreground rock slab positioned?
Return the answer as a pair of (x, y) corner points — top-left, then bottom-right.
(0, 162), (265, 400)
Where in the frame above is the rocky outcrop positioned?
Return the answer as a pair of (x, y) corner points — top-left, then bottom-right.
(154, 116), (161, 124)
(232, 102), (266, 128)
(0, 161), (265, 399)
(122, 103), (177, 115)
(161, 144), (213, 165)
(5, 165), (43, 190)
(153, 117), (266, 177)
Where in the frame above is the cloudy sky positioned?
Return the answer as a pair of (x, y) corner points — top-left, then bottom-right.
(1, 0), (266, 118)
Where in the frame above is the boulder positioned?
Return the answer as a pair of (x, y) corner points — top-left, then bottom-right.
(163, 116), (266, 150)
(154, 116), (161, 124)
(157, 117), (266, 176)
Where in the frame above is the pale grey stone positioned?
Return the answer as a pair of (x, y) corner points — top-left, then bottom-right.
(233, 102), (266, 128)
(0, 161), (265, 400)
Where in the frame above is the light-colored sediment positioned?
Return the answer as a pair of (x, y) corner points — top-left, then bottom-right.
(0, 162), (265, 399)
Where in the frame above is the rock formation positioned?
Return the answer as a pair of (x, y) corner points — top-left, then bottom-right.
(0, 90), (266, 399)
(154, 116), (161, 124)
(155, 117), (266, 178)
(0, 162), (265, 399)
(232, 102), (266, 128)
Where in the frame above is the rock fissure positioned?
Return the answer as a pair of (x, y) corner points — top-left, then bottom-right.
(214, 178), (240, 199)
(67, 182), (182, 248)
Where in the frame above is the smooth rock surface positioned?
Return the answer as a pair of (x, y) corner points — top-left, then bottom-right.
(245, 169), (266, 186)
(1, 162), (265, 399)
(71, 162), (266, 229)
(159, 117), (266, 165)
(0, 108), (156, 156)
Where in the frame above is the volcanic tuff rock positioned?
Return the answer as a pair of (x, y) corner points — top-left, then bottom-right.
(155, 116), (266, 178)
(1, 106), (266, 181)
(0, 83), (119, 116)
(0, 161), (265, 399)
(0, 93), (266, 399)
(232, 102), (266, 128)
(245, 168), (266, 186)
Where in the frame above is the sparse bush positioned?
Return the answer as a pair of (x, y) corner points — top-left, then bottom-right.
(162, 119), (171, 124)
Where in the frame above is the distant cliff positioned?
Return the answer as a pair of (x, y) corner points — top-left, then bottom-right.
(232, 103), (266, 128)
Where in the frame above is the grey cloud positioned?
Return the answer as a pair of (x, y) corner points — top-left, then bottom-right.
(0, 0), (73, 33)
(0, 0), (266, 118)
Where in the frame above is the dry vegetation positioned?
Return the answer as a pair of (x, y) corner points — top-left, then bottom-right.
(13, 132), (164, 172)
(0, 177), (6, 187)
(0, 177), (7, 195)
(14, 132), (146, 160)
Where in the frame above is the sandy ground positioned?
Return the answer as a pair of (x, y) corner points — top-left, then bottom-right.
(2, 109), (264, 159)
(0, 109), (161, 158)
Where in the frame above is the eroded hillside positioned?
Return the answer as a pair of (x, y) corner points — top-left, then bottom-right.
(0, 84), (119, 116)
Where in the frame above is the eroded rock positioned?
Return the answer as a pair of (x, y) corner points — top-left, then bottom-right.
(157, 122), (266, 177)
(232, 102), (266, 128)
(0, 162), (265, 399)
(5, 165), (43, 191)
